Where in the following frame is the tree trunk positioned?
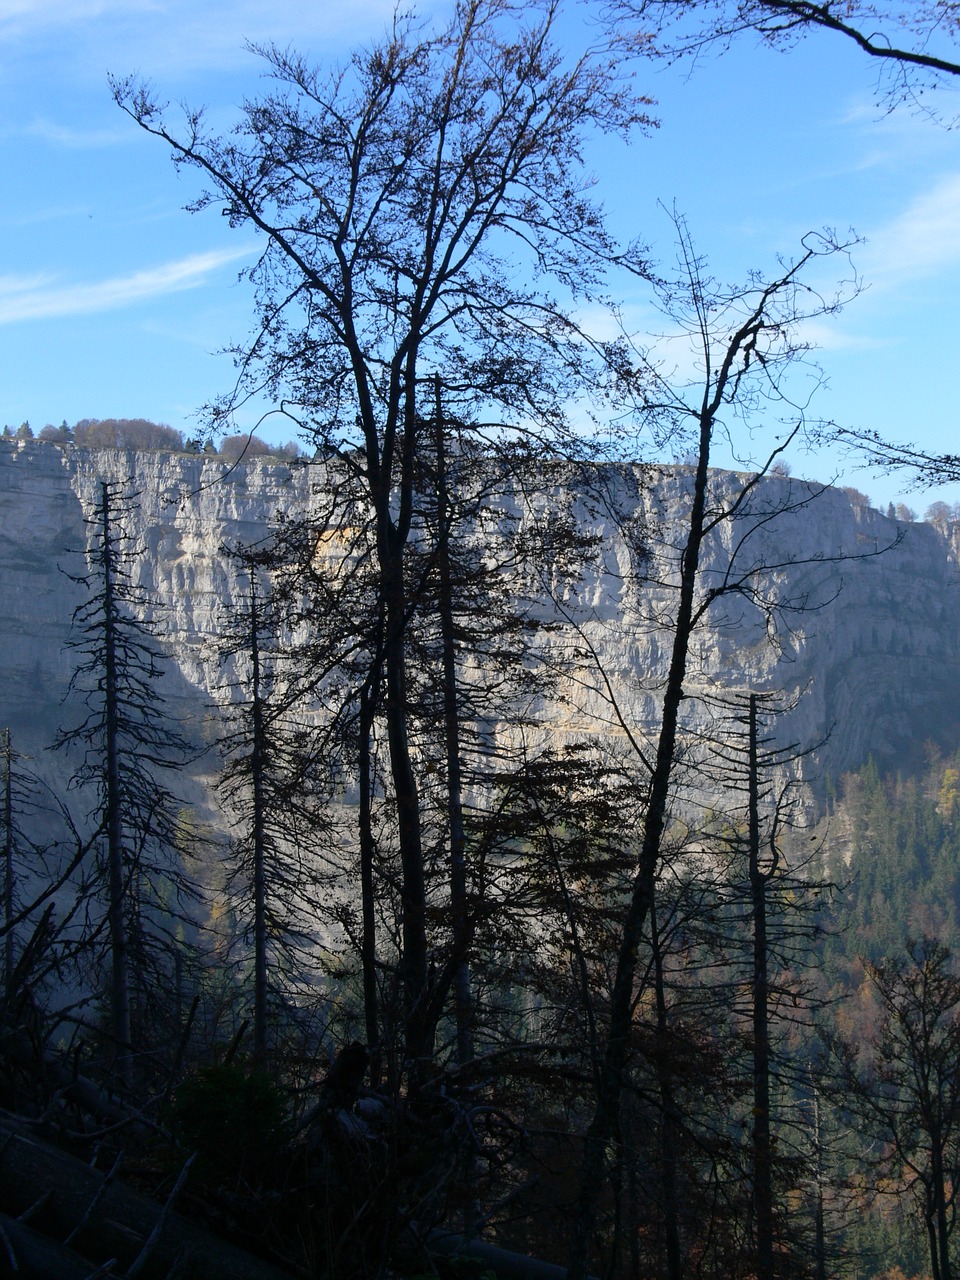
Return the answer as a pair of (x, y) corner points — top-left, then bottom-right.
(101, 481), (131, 1083)
(569, 408), (713, 1280)
(434, 378), (473, 1068)
(0, 1209), (110, 1280)
(0, 1123), (297, 1280)
(248, 577), (269, 1062)
(3, 728), (13, 994)
(749, 694), (775, 1280)
(382, 547), (430, 1069)
(358, 666), (382, 1083)
(926, 1192), (943, 1280)
(811, 1086), (827, 1280)
(929, 1141), (952, 1280)
(651, 896), (683, 1280)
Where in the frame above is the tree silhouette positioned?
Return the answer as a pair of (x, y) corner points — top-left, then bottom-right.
(114, 0), (650, 1073)
(568, 216), (861, 1279)
(56, 480), (197, 1082)
(617, 2), (960, 113)
(214, 550), (335, 1062)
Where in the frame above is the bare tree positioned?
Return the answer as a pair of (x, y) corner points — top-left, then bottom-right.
(613, 1), (960, 115)
(114, 0), (650, 1073)
(0, 732), (92, 1004)
(605, 3), (960, 500)
(3, 729), (19, 994)
(214, 556), (333, 1063)
(567, 217), (860, 1279)
(834, 432), (960, 489)
(696, 689), (839, 1279)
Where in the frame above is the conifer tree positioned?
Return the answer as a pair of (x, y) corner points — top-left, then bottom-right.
(3, 729), (16, 994)
(214, 551), (335, 1062)
(834, 939), (960, 1280)
(702, 690), (835, 1278)
(56, 481), (197, 1083)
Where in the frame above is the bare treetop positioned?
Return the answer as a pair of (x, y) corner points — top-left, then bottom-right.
(114, 0), (653, 461)
(613, 1), (960, 119)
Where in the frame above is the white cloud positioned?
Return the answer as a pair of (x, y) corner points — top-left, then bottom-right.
(0, 270), (57, 294)
(862, 173), (960, 281)
(794, 319), (889, 354)
(0, 0), (157, 39)
(3, 118), (132, 147)
(841, 85), (960, 137)
(0, 245), (253, 324)
(0, 0), (403, 71)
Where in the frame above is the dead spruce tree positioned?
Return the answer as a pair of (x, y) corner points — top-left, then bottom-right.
(55, 480), (198, 1085)
(225, 469), (394, 1073)
(690, 690), (839, 1279)
(213, 546), (339, 1064)
(115, 0), (651, 1075)
(0, 731), (93, 1014)
(399, 392), (605, 1065)
(2, 729), (35, 997)
(251, 416), (600, 1091)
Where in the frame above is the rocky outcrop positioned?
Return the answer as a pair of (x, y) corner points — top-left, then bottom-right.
(2, 439), (958, 816)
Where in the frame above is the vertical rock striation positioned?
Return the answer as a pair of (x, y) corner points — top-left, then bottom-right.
(2, 439), (958, 813)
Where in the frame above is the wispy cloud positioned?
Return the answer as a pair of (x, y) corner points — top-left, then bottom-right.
(841, 86), (960, 137)
(862, 174), (960, 282)
(1, 0), (402, 72)
(13, 117), (132, 147)
(0, 0), (157, 40)
(0, 271), (57, 295)
(794, 319), (890, 354)
(0, 246), (253, 324)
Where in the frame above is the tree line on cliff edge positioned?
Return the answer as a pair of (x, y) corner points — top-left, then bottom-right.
(9, 417), (960, 529)
(3, 417), (302, 460)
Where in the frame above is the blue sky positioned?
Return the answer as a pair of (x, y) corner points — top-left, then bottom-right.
(2, 0), (959, 511)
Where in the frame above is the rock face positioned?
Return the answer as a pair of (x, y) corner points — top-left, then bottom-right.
(2, 439), (959, 817)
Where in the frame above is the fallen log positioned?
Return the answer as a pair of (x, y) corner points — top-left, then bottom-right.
(426, 1230), (575, 1280)
(400, 1226), (600, 1280)
(0, 1123), (297, 1280)
(0, 1209), (107, 1280)
(1, 1029), (149, 1135)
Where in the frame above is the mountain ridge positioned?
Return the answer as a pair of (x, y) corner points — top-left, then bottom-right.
(2, 438), (959, 815)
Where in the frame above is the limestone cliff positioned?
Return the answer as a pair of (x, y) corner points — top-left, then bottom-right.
(2, 438), (958, 817)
